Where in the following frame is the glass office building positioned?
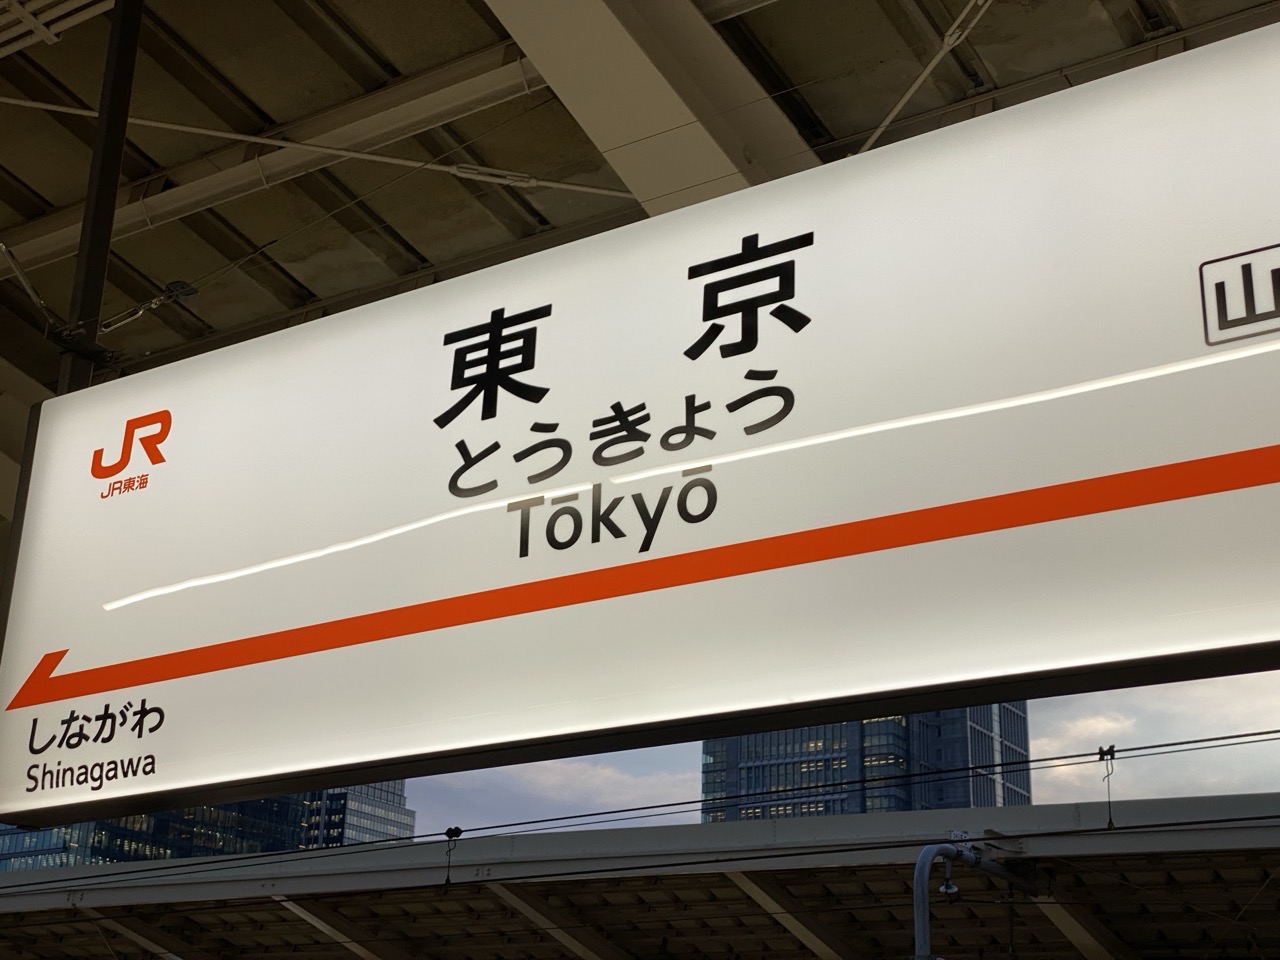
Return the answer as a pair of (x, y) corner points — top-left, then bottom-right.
(0, 821), (93, 872)
(702, 704), (1031, 821)
(0, 781), (415, 871)
(301, 781), (417, 848)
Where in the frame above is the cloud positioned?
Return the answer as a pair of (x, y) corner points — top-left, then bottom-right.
(402, 671), (1280, 832)
(499, 756), (700, 809)
(406, 743), (703, 837)
(1029, 670), (1280, 805)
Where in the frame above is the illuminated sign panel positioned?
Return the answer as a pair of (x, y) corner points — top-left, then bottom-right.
(3, 25), (1280, 823)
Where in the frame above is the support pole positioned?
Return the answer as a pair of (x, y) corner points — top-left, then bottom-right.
(58, 0), (145, 394)
(913, 842), (1035, 960)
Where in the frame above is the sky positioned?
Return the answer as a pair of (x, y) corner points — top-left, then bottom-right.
(404, 668), (1280, 838)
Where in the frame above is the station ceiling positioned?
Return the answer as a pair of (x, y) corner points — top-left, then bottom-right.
(0, 0), (1278, 537)
(2, 793), (1279, 959)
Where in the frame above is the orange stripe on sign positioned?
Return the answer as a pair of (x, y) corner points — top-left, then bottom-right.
(8, 442), (1280, 709)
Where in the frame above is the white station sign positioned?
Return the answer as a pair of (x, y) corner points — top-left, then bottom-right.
(4, 25), (1280, 824)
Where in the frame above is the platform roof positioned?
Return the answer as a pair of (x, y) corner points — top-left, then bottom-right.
(2, 793), (1279, 958)
(1, 0), (1279, 531)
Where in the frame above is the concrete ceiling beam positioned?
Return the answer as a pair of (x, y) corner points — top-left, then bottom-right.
(0, 50), (156, 180)
(0, 21), (319, 309)
(80, 908), (221, 960)
(727, 871), (858, 960)
(275, 0), (549, 240)
(138, 7), (429, 279)
(121, 204), (644, 372)
(0, 159), (51, 219)
(104, 252), (214, 340)
(488, 882), (635, 960)
(273, 896), (415, 960)
(486, 0), (818, 215)
(694, 0), (781, 23)
(1034, 896), (1139, 960)
(0, 41), (546, 280)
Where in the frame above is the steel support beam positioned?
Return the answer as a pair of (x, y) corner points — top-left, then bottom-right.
(818, 0), (1280, 159)
(487, 0), (818, 215)
(0, 41), (546, 279)
(1033, 897), (1139, 960)
(727, 871), (856, 960)
(414, 124), (548, 238)
(0, 160), (50, 220)
(488, 883), (634, 960)
(289, 173), (427, 275)
(274, 0), (397, 91)
(0, 278), (56, 336)
(179, 209), (315, 310)
(695, 0), (781, 22)
(276, 0), (546, 239)
(1100, 0), (1181, 42)
(0, 49), (155, 181)
(273, 896), (414, 960)
(120, 204), (643, 372)
(714, 17), (833, 148)
(139, 5), (428, 275)
(136, 6), (273, 132)
(81, 907), (219, 960)
(104, 252), (213, 339)
(0, 23), (318, 313)
(876, 0), (995, 97)
(59, 0), (143, 392)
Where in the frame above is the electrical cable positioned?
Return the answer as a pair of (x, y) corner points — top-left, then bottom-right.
(177, 89), (567, 298)
(0, 29), (933, 340)
(2, 9), (1279, 949)
(0, 0), (1261, 360)
(473, 727), (1280, 838)
(5, 809), (1280, 950)
(0, 724), (1272, 890)
(0, 93), (632, 198)
(2, 725), (1279, 895)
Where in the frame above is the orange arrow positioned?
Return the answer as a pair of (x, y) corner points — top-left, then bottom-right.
(9, 442), (1280, 710)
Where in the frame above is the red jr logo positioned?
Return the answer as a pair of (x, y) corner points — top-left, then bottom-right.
(91, 410), (172, 480)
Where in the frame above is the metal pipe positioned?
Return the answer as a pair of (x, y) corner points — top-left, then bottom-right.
(913, 842), (1034, 960)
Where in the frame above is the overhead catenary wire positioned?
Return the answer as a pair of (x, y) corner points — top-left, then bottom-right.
(5, 805), (1280, 951)
(0, 24), (942, 336)
(46, 89), (574, 338)
(856, 0), (997, 154)
(9, 804), (1280, 949)
(174, 90), (573, 302)
(3, 724), (1280, 897)
(0, 86), (599, 339)
(374, 726), (1280, 842)
(2, 14), (1278, 951)
(0, 0), (1264, 348)
(0, 94), (632, 199)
